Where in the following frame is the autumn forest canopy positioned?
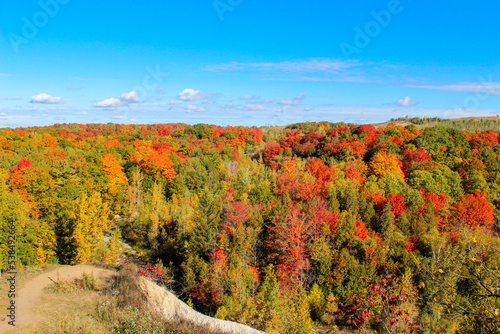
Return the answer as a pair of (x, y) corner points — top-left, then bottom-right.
(2, 118), (500, 333)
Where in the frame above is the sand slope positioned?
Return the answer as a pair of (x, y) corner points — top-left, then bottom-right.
(141, 278), (267, 334)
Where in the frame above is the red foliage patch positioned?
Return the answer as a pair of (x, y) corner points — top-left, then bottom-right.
(404, 236), (420, 253)
(388, 193), (405, 217)
(354, 221), (369, 241)
(454, 190), (494, 229)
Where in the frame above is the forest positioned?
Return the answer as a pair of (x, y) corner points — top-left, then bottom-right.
(1, 118), (500, 333)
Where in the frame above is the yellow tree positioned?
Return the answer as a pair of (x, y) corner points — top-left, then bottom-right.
(369, 152), (405, 180)
(70, 192), (111, 264)
(147, 182), (169, 248)
(126, 170), (144, 221)
(168, 193), (197, 235)
(34, 221), (56, 265)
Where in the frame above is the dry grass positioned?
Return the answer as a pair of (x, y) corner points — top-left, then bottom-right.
(46, 270), (98, 294)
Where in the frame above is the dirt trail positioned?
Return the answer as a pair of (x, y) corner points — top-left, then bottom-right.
(0, 265), (115, 334)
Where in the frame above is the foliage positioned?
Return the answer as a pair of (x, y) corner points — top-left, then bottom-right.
(1, 119), (500, 332)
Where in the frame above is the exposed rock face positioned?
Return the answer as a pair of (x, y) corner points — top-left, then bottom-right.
(140, 278), (267, 334)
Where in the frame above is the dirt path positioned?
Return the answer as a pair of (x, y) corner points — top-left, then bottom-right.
(0, 265), (115, 334)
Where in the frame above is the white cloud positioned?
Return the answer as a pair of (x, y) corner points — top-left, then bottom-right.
(119, 91), (140, 103)
(169, 100), (183, 105)
(239, 94), (259, 100)
(31, 93), (62, 104)
(0, 112), (7, 116)
(2, 97), (22, 100)
(395, 96), (419, 106)
(178, 88), (209, 101)
(252, 99), (275, 104)
(186, 105), (206, 112)
(238, 105), (264, 111)
(202, 100), (215, 104)
(220, 103), (237, 109)
(203, 58), (411, 83)
(111, 115), (123, 120)
(407, 82), (500, 95)
(94, 91), (140, 108)
(94, 98), (123, 108)
(265, 76), (370, 83)
(205, 58), (361, 73)
(279, 93), (307, 106)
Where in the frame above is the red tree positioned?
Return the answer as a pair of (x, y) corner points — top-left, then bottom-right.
(402, 148), (433, 175)
(263, 140), (281, 166)
(388, 193), (405, 218)
(268, 203), (312, 288)
(307, 197), (339, 239)
(470, 130), (498, 149)
(454, 190), (494, 229)
(334, 275), (420, 332)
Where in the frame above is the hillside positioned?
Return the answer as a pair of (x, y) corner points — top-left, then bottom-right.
(1, 117), (500, 332)
(375, 115), (500, 131)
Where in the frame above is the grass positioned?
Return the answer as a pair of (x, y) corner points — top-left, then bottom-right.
(46, 270), (98, 294)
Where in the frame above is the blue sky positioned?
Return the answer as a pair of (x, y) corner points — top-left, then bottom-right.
(1, 0), (500, 127)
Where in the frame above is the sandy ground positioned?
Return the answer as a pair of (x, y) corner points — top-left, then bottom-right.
(141, 278), (267, 334)
(0, 265), (115, 334)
